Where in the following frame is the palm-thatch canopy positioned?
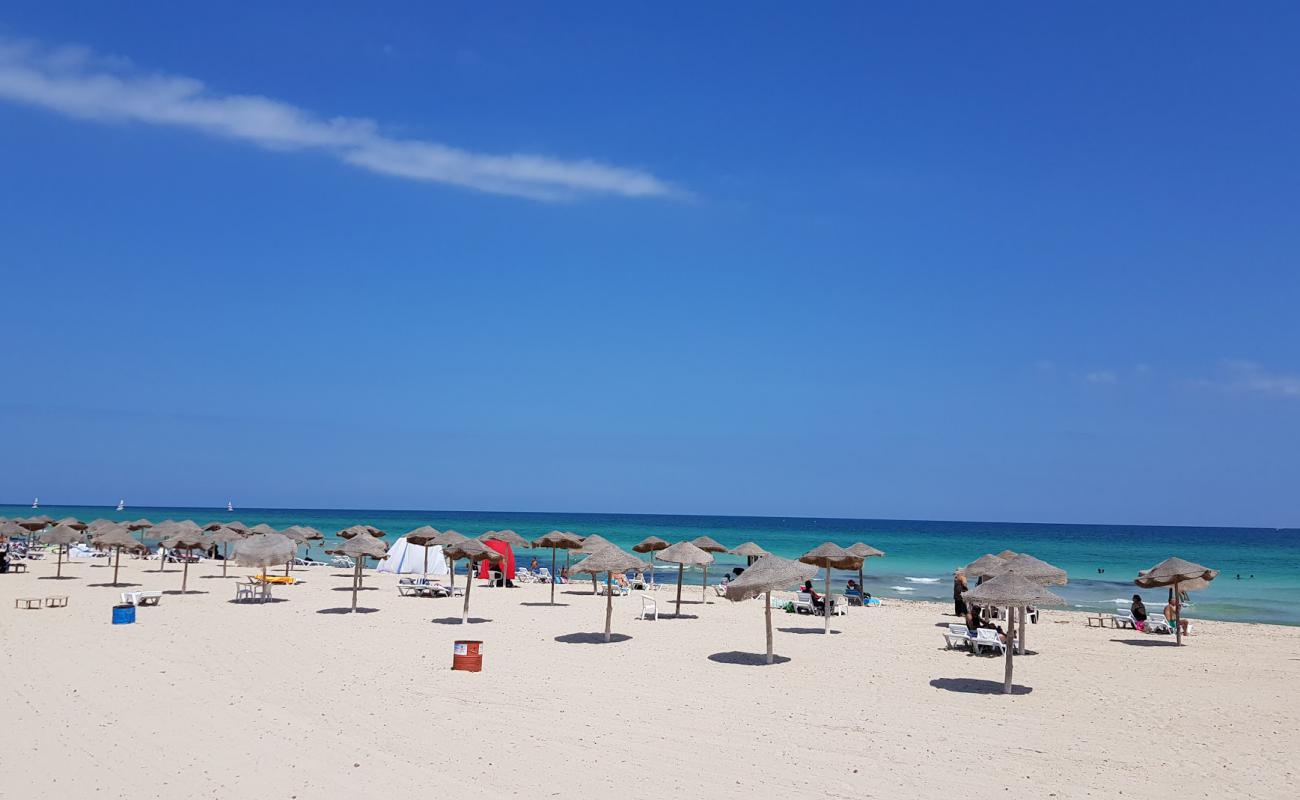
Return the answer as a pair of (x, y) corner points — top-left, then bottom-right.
(16, 517), (51, 531)
(296, 526), (325, 541)
(127, 518), (154, 531)
(568, 546), (646, 576)
(991, 553), (1068, 586)
(633, 536), (670, 554)
(724, 554), (820, 664)
(799, 542), (863, 570)
(338, 524), (386, 539)
(1135, 556), (1218, 590)
(247, 523), (278, 536)
(55, 517), (88, 530)
(207, 526), (246, 544)
(405, 526), (441, 546)
(233, 533), (298, 568)
(996, 550), (1019, 560)
(87, 518), (116, 532)
(278, 526), (308, 543)
(162, 528), (208, 549)
(963, 572), (1064, 608)
(339, 533), (388, 560)
(431, 529), (469, 547)
(442, 538), (504, 563)
(533, 530), (583, 549)
(578, 534), (614, 554)
(481, 529), (531, 550)
(658, 541), (714, 566)
(729, 541), (769, 558)
(0, 520), (27, 538)
(964, 554), (1006, 579)
(206, 520), (248, 532)
(846, 542), (885, 559)
(570, 545), (647, 642)
(91, 525), (138, 549)
(690, 535), (728, 553)
(43, 524), (85, 546)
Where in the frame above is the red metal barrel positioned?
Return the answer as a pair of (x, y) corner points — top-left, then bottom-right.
(452, 640), (483, 672)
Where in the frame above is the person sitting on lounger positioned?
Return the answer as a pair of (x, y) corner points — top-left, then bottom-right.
(557, 566), (568, 584)
(801, 580), (825, 613)
(1162, 599), (1190, 635)
(529, 557), (540, 572)
(1131, 595), (1148, 631)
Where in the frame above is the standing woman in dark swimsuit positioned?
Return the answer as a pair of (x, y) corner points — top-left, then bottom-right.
(953, 569), (968, 617)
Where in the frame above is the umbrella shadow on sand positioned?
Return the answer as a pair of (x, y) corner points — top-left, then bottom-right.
(227, 597), (288, 605)
(1110, 637), (1180, 647)
(163, 589), (209, 595)
(331, 585), (378, 592)
(777, 626), (842, 635)
(519, 602), (569, 607)
(930, 678), (1033, 695)
(708, 651), (792, 666)
(88, 582), (141, 588)
(199, 575), (242, 580)
(432, 616), (492, 625)
(318, 606), (379, 614)
(555, 632), (632, 644)
(37, 576), (80, 581)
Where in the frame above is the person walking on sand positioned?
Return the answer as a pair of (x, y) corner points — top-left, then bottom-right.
(953, 569), (968, 617)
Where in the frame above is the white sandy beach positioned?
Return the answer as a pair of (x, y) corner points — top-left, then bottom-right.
(2, 558), (1298, 800)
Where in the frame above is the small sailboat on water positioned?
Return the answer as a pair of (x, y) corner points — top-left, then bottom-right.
(116, 499), (125, 512)
(32, 497), (39, 509)
(227, 500), (234, 512)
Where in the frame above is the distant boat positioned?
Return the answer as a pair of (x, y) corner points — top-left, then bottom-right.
(32, 497), (39, 509)
(227, 500), (234, 512)
(116, 499), (125, 512)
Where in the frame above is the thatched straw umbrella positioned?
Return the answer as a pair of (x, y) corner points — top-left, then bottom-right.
(657, 541), (713, 617)
(0, 519), (26, 539)
(91, 525), (140, 586)
(996, 550), (1019, 560)
(335, 534), (389, 612)
(798, 542), (864, 634)
(246, 523), (277, 536)
(724, 555), (819, 664)
(277, 526), (308, 575)
(576, 535), (616, 591)
(981, 553), (1067, 653)
(690, 536), (728, 600)
(846, 542), (886, 600)
(482, 529), (531, 551)
(1135, 557), (1218, 646)
(430, 529), (468, 590)
(207, 526), (246, 578)
(405, 526), (442, 578)
(17, 516), (52, 532)
(963, 573), (1064, 693)
(729, 541), (768, 567)
(336, 525), (386, 587)
(205, 520), (249, 533)
(233, 533), (299, 603)
(162, 527), (210, 593)
(633, 536), (670, 587)
(441, 539), (503, 624)
(55, 517), (88, 531)
(568, 546), (648, 642)
(532, 530), (583, 604)
(964, 554), (1006, 582)
(42, 524), (84, 578)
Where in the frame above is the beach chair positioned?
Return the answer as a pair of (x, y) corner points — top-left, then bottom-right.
(1112, 611), (1138, 629)
(829, 596), (849, 616)
(397, 584), (423, 597)
(330, 555), (355, 569)
(234, 582), (257, 602)
(944, 624), (973, 650)
(713, 583), (728, 597)
(971, 628), (1007, 655)
(639, 593), (658, 621)
(536, 568), (552, 584)
(791, 593), (815, 614)
(1147, 614), (1173, 634)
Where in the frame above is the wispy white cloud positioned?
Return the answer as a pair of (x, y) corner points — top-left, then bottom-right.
(1218, 360), (1300, 398)
(1084, 370), (1118, 385)
(0, 38), (676, 201)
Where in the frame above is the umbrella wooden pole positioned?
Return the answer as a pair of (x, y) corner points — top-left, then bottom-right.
(765, 590), (774, 664)
(675, 564), (684, 617)
(1003, 607), (1015, 694)
(351, 559), (360, 612)
(858, 565), (864, 598)
(448, 557), (455, 591)
(824, 568), (832, 634)
(1174, 580), (1183, 646)
(422, 546), (429, 580)
(461, 559), (474, 624)
(56, 546), (63, 578)
(113, 547), (121, 586)
(604, 572), (613, 642)
(702, 564), (708, 602)
(550, 547), (557, 605)
(1019, 603), (1027, 655)
(182, 556), (189, 593)
(222, 544), (229, 578)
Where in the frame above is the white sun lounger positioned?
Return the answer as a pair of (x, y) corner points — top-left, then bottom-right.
(971, 628), (1009, 655)
(1146, 614), (1173, 634)
(944, 624), (973, 650)
(120, 591), (162, 607)
(1112, 611), (1138, 629)
(791, 593), (815, 614)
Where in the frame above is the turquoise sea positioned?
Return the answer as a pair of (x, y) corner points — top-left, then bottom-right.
(6, 504), (1298, 626)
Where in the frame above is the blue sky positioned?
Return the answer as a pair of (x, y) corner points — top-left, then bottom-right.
(1, 3), (1297, 526)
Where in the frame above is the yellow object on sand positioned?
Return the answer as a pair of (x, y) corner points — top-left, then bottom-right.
(254, 574), (296, 585)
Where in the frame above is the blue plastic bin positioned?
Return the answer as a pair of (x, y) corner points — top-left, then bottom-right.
(112, 604), (136, 625)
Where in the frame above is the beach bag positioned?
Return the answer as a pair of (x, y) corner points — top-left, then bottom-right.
(783, 601), (795, 613)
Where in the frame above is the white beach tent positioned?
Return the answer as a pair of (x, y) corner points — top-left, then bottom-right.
(376, 536), (449, 578)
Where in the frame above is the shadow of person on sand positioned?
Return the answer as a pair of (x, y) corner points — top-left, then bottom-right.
(1110, 637), (1180, 647)
(317, 607), (379, 614)
(555, 632), (632, 644)
(777, 626), (841, 635)
(707, 651), (792, 666)
(432, 617), (492, 625)
(930, 678), (1033, 695)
